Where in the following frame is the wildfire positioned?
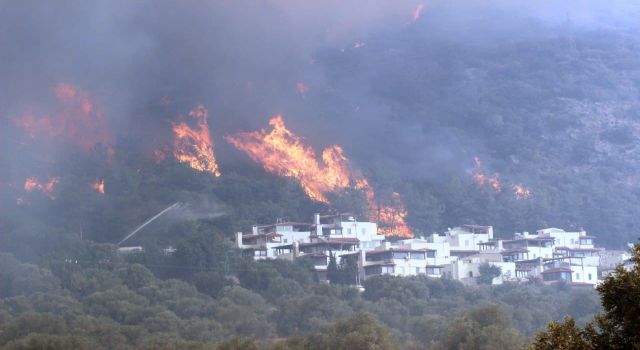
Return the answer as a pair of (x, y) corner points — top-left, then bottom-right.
(375, 192), (413, 237)
(14, 83), (113, 152)
(90, 180), (105, 194)
(172, 105), (221, 176)
(24, 176), (60, 199)
(226, 116), (351, 202)
(513, 184), (531, 200)
(472, 156), (501, 192)
(226, 116), (413, 237)
(412, 4), (425, 22)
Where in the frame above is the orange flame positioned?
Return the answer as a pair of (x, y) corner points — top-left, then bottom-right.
(513, 184), (531, 200)
(472, 156), (501, 192)
(412, 4), (424, 22)
(226, 116), (413, 237)
(226, 116), (350, 202)
(172, 105), (221, 176)
(372, 191), (413, 238)
(24, 176), (60, 199)
(90, 179), (105, 194)
(14, 83), (113, 152)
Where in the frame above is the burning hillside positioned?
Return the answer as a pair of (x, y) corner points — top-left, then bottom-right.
(14, 83), (113, 152)
(24, 176), (60, 200)
(473, 157), (531, 200)
(472, 156), (501, 192)
(226, 116), (413, 237)
(172, 105), (221, 176)
(90, 179), (105, 194)
(225, 116), (351, 203)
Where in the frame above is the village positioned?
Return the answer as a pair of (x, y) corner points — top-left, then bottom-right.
(235, 213), (633, 287)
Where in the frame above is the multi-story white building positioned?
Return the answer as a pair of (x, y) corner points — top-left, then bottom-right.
(234, 216), (612, 287)
(237, 213), (383, 280)
(235, 220), (311, 259)
(358, 242), (437, 280)
(444, 253), (516, 285)
(540, 258), (599, 286)
(312, 213), (384, 251)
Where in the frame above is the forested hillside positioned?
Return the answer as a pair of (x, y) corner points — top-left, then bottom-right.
(2, 1), (640, 247)
(1, 1), (640, 348)
(0, 242), (601, 349)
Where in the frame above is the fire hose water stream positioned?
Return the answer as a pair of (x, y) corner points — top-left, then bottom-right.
(116, 202), (181, 246)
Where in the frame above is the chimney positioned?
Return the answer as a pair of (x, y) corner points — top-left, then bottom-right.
(293, 241), (300, 258)
(236, 232), (243, 248)
(314, 213), (322, 236)
(358, 250), (366, 283)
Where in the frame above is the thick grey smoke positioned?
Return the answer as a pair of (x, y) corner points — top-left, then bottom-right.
(1, 0), (638, 185)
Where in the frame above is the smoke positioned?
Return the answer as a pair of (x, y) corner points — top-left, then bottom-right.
(1, 1), (639, 232)
(169, 199), (227, 222)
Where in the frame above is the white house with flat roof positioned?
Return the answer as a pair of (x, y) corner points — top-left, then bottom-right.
(443, 252), (516, 285)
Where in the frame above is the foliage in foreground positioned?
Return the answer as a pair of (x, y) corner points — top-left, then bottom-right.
(0, 237), (605, 350)
(529, 243), (640, 349)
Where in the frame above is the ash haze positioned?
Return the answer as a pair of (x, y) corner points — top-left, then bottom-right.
(1, 0), (640, 245)
(2, 1), (640, 349)
(2, 0), (640, 246)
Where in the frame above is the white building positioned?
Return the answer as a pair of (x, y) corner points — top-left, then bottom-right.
(312, 213), (384, 251)
(444, 252), (516, 285)
(233, 215), (611, 288)
(235, 221), (311, 259)
(444, 225), (493, 252)
(536, 228), (594, 249)
(359, 242), (437, 280)
(540, 258), (599, 287)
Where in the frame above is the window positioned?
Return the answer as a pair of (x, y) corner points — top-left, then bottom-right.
(588, 273), (592, 280)
(410, 252), (426, 260)
(393, 252), (409, 259)
(468, 271), (473, 277)
(283, 239), (288, 243)
(415, 267), (420, 274)
(397, 267), (405, 274)
(465, 240), (470, 247)
(427, 267), (441, 275)
(576, 273), (581, 280)
(347, 228), (352, 235)
(361, 228), (366, 235)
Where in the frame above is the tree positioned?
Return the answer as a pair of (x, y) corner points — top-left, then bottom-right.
(529, 243), (640, 349)
(526, 317), (590, 350)
(477, 263), (501, 285)
(436, 304), (523, 350)
(583, 243), (640, 349)
(295, 313), (396, 350)
(327, 253), (340, 284)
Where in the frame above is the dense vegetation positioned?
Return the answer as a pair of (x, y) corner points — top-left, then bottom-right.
(529, 243), (640, 350)
(0, 144), (616, 349)
(0, 238), (602, 349)
(3, 2), (640, 349)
